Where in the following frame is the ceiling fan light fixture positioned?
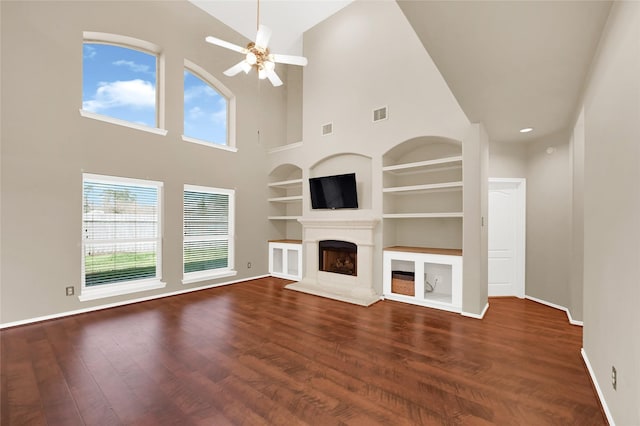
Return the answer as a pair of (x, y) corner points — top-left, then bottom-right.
(264, 60), (275, 71)
(204, 0), (307, 87)
(246, 52), (258, 65)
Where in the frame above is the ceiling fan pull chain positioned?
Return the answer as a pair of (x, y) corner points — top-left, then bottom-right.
(257, 0), (260, 31)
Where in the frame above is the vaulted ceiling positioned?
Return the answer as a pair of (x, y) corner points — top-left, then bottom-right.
(192, 0), (612, 144)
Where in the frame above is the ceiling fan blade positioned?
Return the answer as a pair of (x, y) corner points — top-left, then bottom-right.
(271, 54), (308, 67)
(265, 68), (283, 87)
(255, 25), (272, 49)
(224, 60), (250, 77)
(205, 36), (247, 54)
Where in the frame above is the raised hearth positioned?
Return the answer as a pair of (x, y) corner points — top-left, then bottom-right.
(285, 218), (380, 306)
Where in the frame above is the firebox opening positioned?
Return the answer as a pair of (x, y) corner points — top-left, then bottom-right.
(318, 240), (357, 276)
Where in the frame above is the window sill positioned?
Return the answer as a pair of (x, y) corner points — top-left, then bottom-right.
(182, 135), (238, 152)
(79, 279), (166, 302)
(80, 109), (168, 136)
(182, 269), (238, 285)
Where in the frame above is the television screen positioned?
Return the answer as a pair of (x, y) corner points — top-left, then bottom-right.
(309, 173), (358, 209)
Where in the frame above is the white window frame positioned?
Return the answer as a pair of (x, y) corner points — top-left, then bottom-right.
(182, 59), (237, 152)
(182, 184), (237, 285)
(80, 173), (165, 301)
(80, 32), (168, 136)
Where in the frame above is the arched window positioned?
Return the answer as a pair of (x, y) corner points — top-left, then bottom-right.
(183, 60), (236, 151)
(81, 32), (166, 135)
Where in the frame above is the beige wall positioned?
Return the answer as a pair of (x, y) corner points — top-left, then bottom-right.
(580, 1), (640, 423)
(524, 133), (573, 311)
(569, 109), (585, 322)
(489, 141), (527, 178)
(0, 1), (286, 324)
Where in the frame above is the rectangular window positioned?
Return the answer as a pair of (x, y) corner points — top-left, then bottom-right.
(81, 174), (164, 301)
(183, 185), (236, 283)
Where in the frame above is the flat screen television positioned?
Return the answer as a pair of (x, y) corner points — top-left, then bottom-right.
(309, 173), (359, 209)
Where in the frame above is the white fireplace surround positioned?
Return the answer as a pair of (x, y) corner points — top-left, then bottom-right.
(285, 218), (381, 306)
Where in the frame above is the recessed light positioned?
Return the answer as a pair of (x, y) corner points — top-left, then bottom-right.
(520, 127), (533, 133)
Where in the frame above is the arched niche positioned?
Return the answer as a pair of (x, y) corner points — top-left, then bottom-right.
(310, 153), (372, 210)
(383, 136), (462, 167)
(382, 136), (463, 250)
(268, 163), (302, 183)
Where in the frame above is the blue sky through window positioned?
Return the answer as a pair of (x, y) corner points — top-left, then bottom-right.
(83, 43), (157, 127)
(184, 70), (227, 145)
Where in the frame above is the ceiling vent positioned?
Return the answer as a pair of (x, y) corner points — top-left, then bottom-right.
(321, 122), (333, 136)
(373, 106), (388, 122)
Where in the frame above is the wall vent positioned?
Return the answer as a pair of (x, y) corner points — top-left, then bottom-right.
(321, 122), (333, 136)
(373, 106), (388, 122)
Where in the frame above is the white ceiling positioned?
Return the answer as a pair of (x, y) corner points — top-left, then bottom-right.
(397, 1), (613, 143)
(192, 0), (612, 144)
(190, 0), (354, 56)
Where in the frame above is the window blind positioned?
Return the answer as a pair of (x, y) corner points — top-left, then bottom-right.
(183, 186), (233, 275)
(83, 175), (161, 287)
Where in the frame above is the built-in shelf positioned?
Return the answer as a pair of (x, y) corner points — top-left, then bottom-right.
(382, 155), (462, 174)
(383, 212), (463, 219)
(383, 181), (463, 193)
(268, 195), (303, 203)
(382, 138), (463, 269)
(268, 166), (303, 227)
(268, 178), (303, 188)
(267, 216), (302, 221)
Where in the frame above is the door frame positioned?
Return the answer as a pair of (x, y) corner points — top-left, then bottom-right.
(488, 178), (526, 298)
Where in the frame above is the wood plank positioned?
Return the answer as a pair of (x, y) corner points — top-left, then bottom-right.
(268, 239), (303, 244)
(0, 278), (605, 425)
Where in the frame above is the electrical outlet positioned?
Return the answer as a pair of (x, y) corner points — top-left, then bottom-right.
(247, 262), (252, 269)
(612, 366), (617, 390)
(65, 286), (74, 296)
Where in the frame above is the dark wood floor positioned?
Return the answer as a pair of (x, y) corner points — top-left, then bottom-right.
(1, 277), (605, 425)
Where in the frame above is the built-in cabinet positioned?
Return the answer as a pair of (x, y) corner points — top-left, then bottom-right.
(383, 246), (462, 312)
(268, 240), (302, 281)
(381, 138), (464, 312)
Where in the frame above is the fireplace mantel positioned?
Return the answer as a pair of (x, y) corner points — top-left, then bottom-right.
(298, 218), (380, 232)
(285, 217), (381, 306)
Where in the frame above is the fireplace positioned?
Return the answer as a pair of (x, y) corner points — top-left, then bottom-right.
(319, 240), (357, 276)
(285, 218), (380, 306)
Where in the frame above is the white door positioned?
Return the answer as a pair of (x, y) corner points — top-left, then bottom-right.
(488, 179), (525, 297)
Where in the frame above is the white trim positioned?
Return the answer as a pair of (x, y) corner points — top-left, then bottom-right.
(462, 302), (490, 319)
(525, 295), (583, 326)
(488, 178), (526, 298)
(81, 174), (164, 296)
(182, 270), (237, 285)
(79, 279), (166, 302)
(0, 275), (270, 329)
(581, 348), (615, 425)
(83, 173), (163, 187)
(267, 142), (303, 154)
(80, 110), (168, 136)
(182, 135), (238, 152)
(83, 31), (160, 53)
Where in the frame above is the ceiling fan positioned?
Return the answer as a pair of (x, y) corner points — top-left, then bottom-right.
(205, 1), (308, 87)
